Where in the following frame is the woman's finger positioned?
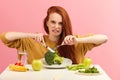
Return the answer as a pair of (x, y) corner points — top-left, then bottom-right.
(63, 35), (77, 45)
(34, 33), (44, 43)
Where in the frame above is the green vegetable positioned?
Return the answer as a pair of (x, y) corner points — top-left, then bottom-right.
(45, 51), (55, 65)
(54, 52), (64, 65)
(45, 50), (64, 65)
(67, 64), (99, 73)
(66, 64), (85, 71)
(79, 66), (99, 73)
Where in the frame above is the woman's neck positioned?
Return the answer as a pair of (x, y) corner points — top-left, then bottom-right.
(48, 35), (60, 42)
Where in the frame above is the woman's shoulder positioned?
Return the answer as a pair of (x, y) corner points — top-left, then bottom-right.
(0, 32), (8, 43)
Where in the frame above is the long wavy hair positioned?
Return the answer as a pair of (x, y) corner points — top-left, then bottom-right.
(43, 6), (77, 64)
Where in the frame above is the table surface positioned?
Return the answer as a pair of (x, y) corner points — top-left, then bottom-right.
(0, 64), (111, 80)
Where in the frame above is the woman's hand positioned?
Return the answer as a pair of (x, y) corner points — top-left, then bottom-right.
(62, 35), (77, 45)
(34, 33), (45, 43)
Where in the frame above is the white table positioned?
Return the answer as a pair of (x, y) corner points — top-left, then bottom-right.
(0, 64), (111, 80)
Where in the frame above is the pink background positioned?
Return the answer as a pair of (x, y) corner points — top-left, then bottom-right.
(0, 0), (120, 80)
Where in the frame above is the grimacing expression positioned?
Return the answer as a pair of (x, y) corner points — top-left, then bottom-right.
(47, 13), (63, 37)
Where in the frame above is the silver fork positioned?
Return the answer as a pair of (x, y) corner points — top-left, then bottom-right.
(41, 41), (64, 53)
(41, 42), (55, 53)
(53, 45), (64, 50)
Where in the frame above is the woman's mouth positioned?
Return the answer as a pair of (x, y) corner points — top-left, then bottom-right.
(52, 29), (59, 33)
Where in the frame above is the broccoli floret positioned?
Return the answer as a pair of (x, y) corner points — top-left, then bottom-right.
(54, 53), (64, 65)
(45, 50), (64, 65)
(45, 51), (55, 65)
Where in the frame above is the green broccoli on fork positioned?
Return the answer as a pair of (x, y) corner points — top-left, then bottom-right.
(45, 50), (64, 65)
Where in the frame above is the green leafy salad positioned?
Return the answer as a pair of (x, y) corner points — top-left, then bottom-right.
(67, 64), (99, 73)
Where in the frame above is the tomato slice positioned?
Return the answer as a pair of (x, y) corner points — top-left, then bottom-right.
(15, 62), (24, 66)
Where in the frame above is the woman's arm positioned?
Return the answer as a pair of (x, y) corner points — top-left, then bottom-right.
(62, 34), (108, 45)
(4, 32), (44, 42)
(5, 32), (35, 41)
(76, 34), (108, 45)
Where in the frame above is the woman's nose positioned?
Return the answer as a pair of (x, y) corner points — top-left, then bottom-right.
(54, 24), (59, 28)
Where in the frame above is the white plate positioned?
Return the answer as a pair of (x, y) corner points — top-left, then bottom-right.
(41, 58), (72, 69)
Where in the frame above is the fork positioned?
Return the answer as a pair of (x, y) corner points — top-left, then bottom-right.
(53, 45), (64, 50)
(40, 42), (55, 53)
(41, 41), (64, 53)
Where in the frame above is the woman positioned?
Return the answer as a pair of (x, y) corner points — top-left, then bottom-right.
(0, 6), (108, 64)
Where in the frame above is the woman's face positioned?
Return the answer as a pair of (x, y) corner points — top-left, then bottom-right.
(47, 13), (63, 37)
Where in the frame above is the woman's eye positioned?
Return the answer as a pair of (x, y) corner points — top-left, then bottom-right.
(51, 21), (55, 24)
(59, 22), (63, 26)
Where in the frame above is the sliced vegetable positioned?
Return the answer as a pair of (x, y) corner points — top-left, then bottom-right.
(66, 64), (85, 71)
(78, 66), (99, 73)
(15, 62), (24, 66)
